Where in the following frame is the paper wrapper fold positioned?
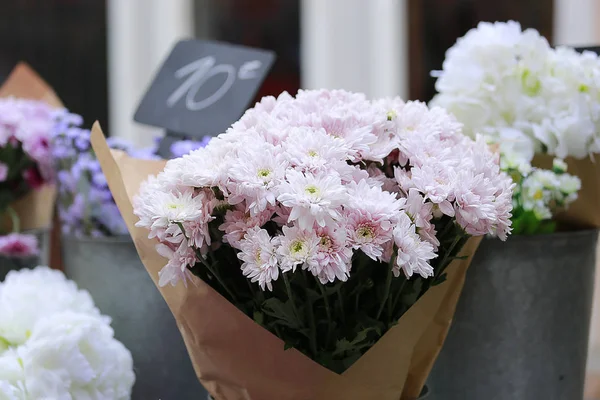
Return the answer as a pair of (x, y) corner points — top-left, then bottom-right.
(91, 122), (482, 400)
(0, 63), (61, 268)
(533, 154), (600, 229)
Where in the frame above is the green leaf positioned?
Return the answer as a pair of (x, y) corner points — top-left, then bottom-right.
(535, 220), (557, 235)
(432, 273), (447, 286)
(262, 298), (303, 330)
(304, 288), (321, 305)
(332, 327), (378, 357)
(253, 311), (264, 325)
(283, 342), (294, 350)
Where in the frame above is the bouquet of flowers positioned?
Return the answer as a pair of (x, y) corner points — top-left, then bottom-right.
(0, 64), (79, 263)
(431, 21), (600, 230)
(92, 89), (513, 399)
(0, 266), (135, 399)
(52, 123), (210, 238)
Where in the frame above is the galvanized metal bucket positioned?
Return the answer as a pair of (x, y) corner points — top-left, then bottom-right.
(61, 235), (207, 399)
(0, 228), (50, 281)
(207, 386), (430, 399)
(428, 229), (599, 400)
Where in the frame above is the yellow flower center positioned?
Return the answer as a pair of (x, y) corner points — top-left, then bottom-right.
(319, 236), (332, 248)
(533, 189), (544, 200)
(305, 185), (319, 195)
(291, 240), (305, 254)
(257, 168), (272, 178)
(357, 225), (374, 239)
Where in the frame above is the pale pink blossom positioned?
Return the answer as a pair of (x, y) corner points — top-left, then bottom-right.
(238, 227), (280, 291)
(311, 225), (352, 284)
(276, 225), (320, 273)
(345, 180), (405, 261)
(220, 207), (274, 248)
(156, 241), (196, 287)
(393, 213), (437, 278)
(277, 170), (346, 231)
(0, 233), (39, 258)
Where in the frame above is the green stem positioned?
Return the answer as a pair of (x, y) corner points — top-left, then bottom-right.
(316, 278), (333, 347)
(179, 222), (238, 302)
(306, 290), (318, 356)
(336, 285), (345, 325)
(390, 276), (408, 318)
(197, 254), (238, 302)
(282, 273), (302, 326)
(435, 234), (463, 280)
(376, 265), (394, 320)
(5, 207), (19, 233)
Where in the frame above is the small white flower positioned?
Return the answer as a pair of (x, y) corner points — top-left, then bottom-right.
(238, 227), (280, 291)
(276, 225), (319, 273)
(277, 170), (346, 231)
(393, 213), (437, 278)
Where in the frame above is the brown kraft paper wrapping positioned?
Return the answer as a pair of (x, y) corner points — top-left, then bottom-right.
(91, 122), (482, 400)
(0, 63), (62, 269)
(534, 154), (600, 229)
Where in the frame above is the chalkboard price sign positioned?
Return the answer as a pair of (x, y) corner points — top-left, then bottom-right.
(135, 39), (276, 140)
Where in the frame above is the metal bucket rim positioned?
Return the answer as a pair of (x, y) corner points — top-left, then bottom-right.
(497, 228), (599, 245)
(61, 234), (133, 244)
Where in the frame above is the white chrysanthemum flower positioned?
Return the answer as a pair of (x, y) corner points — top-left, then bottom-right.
(238, 227), (280, 291)
(277, 170), (346, 231)
(0, 267), (134, 400)
(276, 225), (320, 273)
(227, 142), (288, 216)
(393, 213), (437, 278)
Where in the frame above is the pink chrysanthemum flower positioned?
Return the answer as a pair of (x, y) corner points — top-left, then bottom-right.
(311, 225), (352, 284)
(393, 213), (437, 278)
(220, 207), (274, 248)
(345, 180), (405, 261)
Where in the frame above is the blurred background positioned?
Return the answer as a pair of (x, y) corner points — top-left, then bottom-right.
(0, 0), (599, 394)
(2, 0), (596, 147)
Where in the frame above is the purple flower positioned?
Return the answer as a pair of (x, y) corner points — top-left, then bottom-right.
(169, 137), (212, 158)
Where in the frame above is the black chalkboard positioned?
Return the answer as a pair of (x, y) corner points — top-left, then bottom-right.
(575, 46), (600, 54)
(134, 39), (275, 140)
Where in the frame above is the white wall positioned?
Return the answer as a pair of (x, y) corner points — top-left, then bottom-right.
(553, 0), (597, 46)
(300, 0), (408, 100)
(106, 0), (194, 146)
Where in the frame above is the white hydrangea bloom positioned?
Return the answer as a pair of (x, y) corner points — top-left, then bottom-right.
(0, 267), (104, 346)
(0, 267), (135, 400)
(432, 20), (600, 161)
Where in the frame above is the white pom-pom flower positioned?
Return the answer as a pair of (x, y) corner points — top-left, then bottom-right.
(0, 267), (135, 400)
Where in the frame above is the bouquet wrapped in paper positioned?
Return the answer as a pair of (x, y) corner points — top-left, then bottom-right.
(0, 63), (79, 265)
(431, 21), (600, 230)
(92, 89), (514, 399)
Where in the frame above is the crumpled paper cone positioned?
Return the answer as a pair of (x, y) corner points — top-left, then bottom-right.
(0, 63), (61, 268)
(91, 122), (481, 400)
(534, 154), (600, 229)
